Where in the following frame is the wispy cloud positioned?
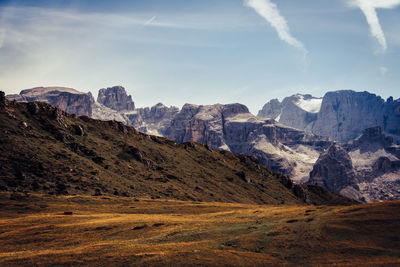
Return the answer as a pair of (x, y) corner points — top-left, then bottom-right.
(244, 0), (307, 54)
(348, 0), (400, 52)
(380, 66), (388, 75)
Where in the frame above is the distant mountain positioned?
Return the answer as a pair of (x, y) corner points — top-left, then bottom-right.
(308, 126), (400, 202)
(6, 86), (94, 117)
(6, 86), (400, 202)
(258, 90), (400, 143)
(6, 86), (179, 136)
(0, 92), (356, 205)
(165, 103), (331, 182)
(97, 86), (135, 112)
(258, 94), (322, 131)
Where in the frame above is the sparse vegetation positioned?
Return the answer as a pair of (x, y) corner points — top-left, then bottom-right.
(0, 193), (398, 266)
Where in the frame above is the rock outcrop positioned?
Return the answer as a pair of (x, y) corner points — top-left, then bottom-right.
(97, 86), (135, 112)
(6, 87), (94, 117)
(308, 126), (400, 202)
(308, 143), (357, 194)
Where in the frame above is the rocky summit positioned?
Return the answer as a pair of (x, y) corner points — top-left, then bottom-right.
(308, 143), (357, 198)
(308, 126), (400, 202)
(97, 86), (135, 111)
(258, 94), (322, 132)
(6, 86), (94, 117)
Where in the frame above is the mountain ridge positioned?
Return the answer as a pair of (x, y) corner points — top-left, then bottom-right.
(0, 92), (356, 205)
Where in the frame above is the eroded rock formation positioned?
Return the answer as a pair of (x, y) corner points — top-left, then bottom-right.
(97, 86), (135, 111)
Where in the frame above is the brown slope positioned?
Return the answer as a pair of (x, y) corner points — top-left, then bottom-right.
(0, 95), (354, 205)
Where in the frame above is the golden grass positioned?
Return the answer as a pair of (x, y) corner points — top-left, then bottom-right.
(0, 192), (399, 266)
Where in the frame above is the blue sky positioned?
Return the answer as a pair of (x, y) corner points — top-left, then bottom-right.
(0, 0), (399, 114)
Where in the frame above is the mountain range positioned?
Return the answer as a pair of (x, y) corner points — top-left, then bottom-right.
(0, 91), (356, 205)
(258, 91), (400, 143)
(5, 86), (400, 202)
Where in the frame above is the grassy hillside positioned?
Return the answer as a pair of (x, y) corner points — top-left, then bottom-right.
(0, 98), (357, 205)
(0, 192), (398, 266)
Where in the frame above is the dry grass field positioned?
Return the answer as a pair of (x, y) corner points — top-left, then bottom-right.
(0, 192), (399, 266)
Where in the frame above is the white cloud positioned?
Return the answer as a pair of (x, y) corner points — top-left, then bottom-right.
(244, 0), (307, 54)
(348, 0), (400, 52)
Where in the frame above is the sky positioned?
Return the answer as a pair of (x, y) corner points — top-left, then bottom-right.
(0, 0), (399, 114)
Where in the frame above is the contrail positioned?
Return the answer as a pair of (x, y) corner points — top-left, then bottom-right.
(348, 0), (400, 51)
(144, 16), (157, 26)
(244, 0), (307, 54)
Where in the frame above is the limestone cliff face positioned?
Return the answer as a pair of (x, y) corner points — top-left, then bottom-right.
(258, 90), (400, 143)
(6, 87), (94, 117)
(312, 91), (386, 143)
(165, 103), (249, 148)
(166, 103), (331, 180)
(46, 92), (94, 117)
(125, 103), (179, 136)
(383, 96), (400, 138)
(97, 86), (135, 112)
(257, 98), (281, 119)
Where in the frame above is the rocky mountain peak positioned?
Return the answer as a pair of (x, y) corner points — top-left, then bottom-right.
(97, 86), (135, 112)
(257, 98), (281, 119)
(308, 143), (356, 194)
(221, 103), (249, 118)
(19, 86), (85, 97)
(258, 94), (322, 131)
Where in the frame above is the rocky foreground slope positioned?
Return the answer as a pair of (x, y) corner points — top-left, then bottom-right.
(0, 92), (355, 205)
